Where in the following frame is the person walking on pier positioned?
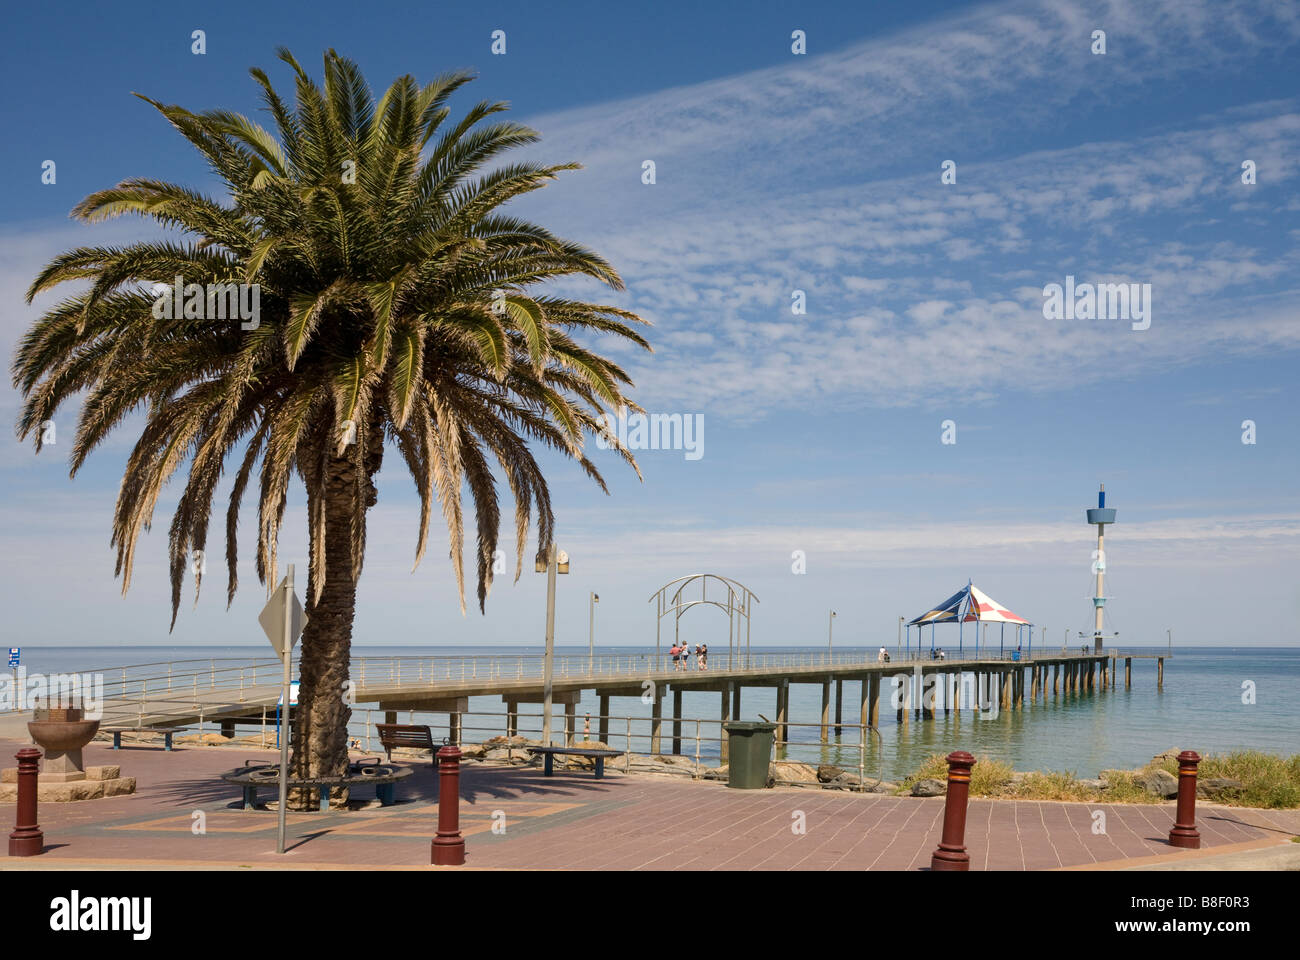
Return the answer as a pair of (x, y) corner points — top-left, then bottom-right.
(671, 643), (682, 670)
(699, 644), (708, 670)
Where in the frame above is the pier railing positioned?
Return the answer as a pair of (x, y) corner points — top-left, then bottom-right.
(12, 649), (1111, 731)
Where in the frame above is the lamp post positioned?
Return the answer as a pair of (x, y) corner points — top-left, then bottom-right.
(827, 610), (836, 662)
(589, 592), (599, 674)
(536, 544), (570, 747)
(897, 616), (903, 659)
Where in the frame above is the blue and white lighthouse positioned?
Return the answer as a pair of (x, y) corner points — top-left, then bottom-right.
(1086, 484), (1117, 652)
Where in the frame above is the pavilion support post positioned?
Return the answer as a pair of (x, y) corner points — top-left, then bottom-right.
(450, 711), (462, 746)
(1001, 670), (1012, 710)
(506, 701), (518, 738)
(868, 674), (881, 728)
(820, 681), (831, 743)
(1053, 663), (1059, 695)
(672, 688), (683, 755)
(922, 673), (935, 719)
(732, 684), (742, 719)
(598, 694), (609, 745)
(1030, 666), (1039, 702)
(1125, 657), (1132, 689)
(859, 677), (870, 733)
(1158, 657), (1165, 689)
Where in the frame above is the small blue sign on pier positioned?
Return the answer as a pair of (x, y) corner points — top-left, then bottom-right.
(7, 648), (19, 667)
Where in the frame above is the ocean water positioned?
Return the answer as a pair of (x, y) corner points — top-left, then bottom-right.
(6, 645), (1297, 781)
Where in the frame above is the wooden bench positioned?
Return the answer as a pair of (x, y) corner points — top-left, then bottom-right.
(526, 745), (624, 779)
(375, 724), (448, 766)
(102, 726), (184, 751)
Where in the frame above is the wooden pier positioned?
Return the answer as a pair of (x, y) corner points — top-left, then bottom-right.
(82, 648), (1159, 761)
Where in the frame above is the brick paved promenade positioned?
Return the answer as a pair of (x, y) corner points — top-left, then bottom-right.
(2, 739), (1297, 870)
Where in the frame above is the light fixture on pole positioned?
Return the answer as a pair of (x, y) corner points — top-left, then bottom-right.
(589, 592), (600, 673)
(897, 616), (903, 658)
(537, 544), (569, 746)
(828, 610), (836, 660)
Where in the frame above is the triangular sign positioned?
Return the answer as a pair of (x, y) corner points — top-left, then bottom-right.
(259, 577), (308, 657)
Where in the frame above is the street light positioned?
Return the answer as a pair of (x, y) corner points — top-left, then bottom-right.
(589, 592), (600, 674)
(537, 544), (569, 746)
(897, 616), (904, 659)
(828, 610), (836, 661)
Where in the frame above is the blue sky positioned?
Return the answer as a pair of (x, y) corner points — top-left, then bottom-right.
(1, 0), (1298, 648)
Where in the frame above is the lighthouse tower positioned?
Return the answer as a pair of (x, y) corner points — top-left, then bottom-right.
(1086, 484), (1117, 652)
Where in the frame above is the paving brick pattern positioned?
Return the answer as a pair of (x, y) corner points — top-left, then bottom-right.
(2, 740), (1297, 870)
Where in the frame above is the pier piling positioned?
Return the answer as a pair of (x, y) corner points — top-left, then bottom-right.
(672, 689), (683, 754)
(650, 688), (663, 754)
(720, 683), (732, 763)
(776, 680), (789, 748)
(820, 681), (831, 742)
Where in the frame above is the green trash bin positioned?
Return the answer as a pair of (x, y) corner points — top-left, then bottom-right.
(722, 721), (776, 789)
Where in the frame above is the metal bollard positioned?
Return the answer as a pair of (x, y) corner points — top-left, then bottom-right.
(431, 745), (466, 866)
(1168, 750), (1202, 849)
(929, 751), (976, 871)
(8, 748), (44, 857)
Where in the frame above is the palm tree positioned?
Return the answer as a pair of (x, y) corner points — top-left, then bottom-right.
(13, 49), (650, 806)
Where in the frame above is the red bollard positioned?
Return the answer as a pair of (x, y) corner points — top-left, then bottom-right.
(8, 748), (44, 857)
(929, 751), (976, 871)
(431, 745), (466, 866)
(1168, 750), (1202, 849)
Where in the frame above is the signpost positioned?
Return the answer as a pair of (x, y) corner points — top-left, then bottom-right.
(6, 648), (18, 667)
(259, 564), (307, 855)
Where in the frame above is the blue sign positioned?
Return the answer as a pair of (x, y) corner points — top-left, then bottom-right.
(6, 648), (17, 667)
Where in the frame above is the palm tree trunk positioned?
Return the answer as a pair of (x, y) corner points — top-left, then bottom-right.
(289, 423), (384, 808)
(288, 455), (359, 809)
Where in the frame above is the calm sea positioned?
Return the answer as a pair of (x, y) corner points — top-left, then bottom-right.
(6, 644), (1298, 781)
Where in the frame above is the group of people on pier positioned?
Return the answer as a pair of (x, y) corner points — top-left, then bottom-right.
(670, 642), (707, 671)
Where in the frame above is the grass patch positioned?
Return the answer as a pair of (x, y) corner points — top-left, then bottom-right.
(896, 750), (1300, 808)
(897, 753), (1014, 797)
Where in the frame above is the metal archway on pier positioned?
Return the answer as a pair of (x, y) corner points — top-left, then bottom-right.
(648, 574), (759, 670)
